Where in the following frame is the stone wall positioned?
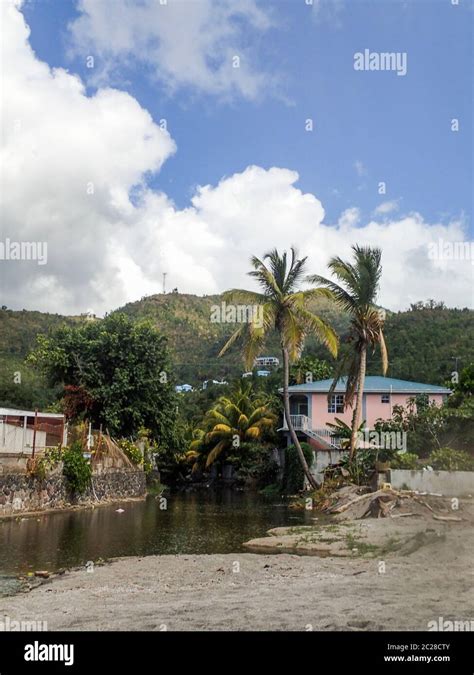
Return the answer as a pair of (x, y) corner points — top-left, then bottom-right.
(0, 469), (146, 517)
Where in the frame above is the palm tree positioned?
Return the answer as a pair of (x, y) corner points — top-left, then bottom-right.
(307, 245), (388, 459)
(187, 382), (276, 470)
(218, 248), (338, 489)
(326, 417), (366, 450)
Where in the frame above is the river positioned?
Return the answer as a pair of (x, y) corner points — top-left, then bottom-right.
(0, 490), (313, 594)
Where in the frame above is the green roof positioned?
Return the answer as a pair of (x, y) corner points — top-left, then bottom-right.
(287, 376), (451, 394)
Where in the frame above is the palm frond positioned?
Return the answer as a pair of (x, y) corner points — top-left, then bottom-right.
(205, 440), (228, 468)
(306, 274), (357, 313)
(379, 329), (389, 375)
(293, 306), (339, 358)
(221, 289), (266, 305)
(218, 324), (246, 358)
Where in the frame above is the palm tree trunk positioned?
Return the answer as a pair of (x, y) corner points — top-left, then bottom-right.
(281, 346), (317, 489)
(349, 346), (367, 459)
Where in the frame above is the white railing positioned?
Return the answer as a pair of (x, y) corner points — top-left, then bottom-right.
(282, 415), (342, 448)
(282, 414), (310, 431)
(313, 427), (336, 439)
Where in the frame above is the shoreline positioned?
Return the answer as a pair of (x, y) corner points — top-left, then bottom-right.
(0, 495), (146, 522)
(1, 511), (472, 631)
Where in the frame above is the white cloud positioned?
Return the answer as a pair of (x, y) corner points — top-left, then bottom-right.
(354, 160), (367, 177)
(373, 200), (400, 216)
(312, 0), (345, 26)
(338, 207), (361, 229)
(68, 0), (275, 100)
(1, 1), (472, 317)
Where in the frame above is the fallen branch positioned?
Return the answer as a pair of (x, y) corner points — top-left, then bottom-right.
(413, 497), (434, 512)
(432, 515), (463, 522)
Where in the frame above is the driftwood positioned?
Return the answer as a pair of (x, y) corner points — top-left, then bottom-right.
(432, 515), (463, 522)
(323, 484), (464, 522)
(332, 489), (397, 514)
(414, 497), (434, 512)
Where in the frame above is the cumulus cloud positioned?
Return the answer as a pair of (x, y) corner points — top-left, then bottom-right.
(0, 1), (471, 317)
(338, 207), (361, 228)
(373, 200), (400, 216)
(68, 0), (275, 100)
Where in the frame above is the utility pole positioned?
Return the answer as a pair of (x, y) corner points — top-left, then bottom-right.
(162, 272), (167, 295)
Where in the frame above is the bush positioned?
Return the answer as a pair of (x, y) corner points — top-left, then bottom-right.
(118, 439), (143, 467)
(62, 441), (92, 493)
(282, 443), (314, 493)
(428, 447), (474, 472)
(28, 446), (62, 480)
(233, 443), (279, 487)
(391, 452), (420, 470)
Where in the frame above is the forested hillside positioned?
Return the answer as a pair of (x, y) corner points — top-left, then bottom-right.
(0, 296), (472, 409)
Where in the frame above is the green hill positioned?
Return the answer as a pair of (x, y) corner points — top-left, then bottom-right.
(117, 292), (349, 383)
(0, 296), (472, 409)
(375, 306), (473, 384)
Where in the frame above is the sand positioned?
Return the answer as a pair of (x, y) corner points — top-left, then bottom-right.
(1, 510), (472, 631)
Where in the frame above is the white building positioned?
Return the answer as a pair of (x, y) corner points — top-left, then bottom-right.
(0, 408), (67, 454)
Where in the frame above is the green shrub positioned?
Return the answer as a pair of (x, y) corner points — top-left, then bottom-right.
(62, 441), (92, 493)
(282, 443), (314, 493)
(428, 447), (474, 472)
(30, 446), (62, 480)
(233, 443), (279, 487)
(391, 452), (420, 470)
(118, 439), (143, 467)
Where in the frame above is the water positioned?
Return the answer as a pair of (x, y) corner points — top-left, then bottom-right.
(0, 490), (313, 589)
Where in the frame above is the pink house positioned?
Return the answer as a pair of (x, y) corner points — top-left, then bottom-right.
(281, 376), (451, 450)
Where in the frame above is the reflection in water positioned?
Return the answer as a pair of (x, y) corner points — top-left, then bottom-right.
(0, 490), (311, 578)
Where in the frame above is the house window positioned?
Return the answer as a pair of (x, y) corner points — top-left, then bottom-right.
(381, 394), (390, 404)
(328, 394), (344, 414)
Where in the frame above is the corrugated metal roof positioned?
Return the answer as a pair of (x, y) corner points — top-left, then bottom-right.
(287, 376), (451, 394)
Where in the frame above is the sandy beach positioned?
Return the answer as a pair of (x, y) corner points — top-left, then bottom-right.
(1, 509), (472, 631)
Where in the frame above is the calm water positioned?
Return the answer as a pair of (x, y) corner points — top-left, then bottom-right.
(0, 491), (312, 590)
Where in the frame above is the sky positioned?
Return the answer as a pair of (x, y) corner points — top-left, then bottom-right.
(0, 0), (472, 315)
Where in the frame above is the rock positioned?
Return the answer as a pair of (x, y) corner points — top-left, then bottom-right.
(34, 570), (50, 578)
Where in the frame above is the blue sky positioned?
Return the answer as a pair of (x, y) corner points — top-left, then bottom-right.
(2, 0), (472, 314)
(22, 0), (472, 224)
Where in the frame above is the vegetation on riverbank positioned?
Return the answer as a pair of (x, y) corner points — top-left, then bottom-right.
(0, 247), (472, 492)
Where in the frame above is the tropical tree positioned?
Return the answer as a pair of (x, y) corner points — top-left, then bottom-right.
(27, 313), (180, 448)
(290, 355), (332, 385)
(187, 382), (276, 470)
(308, 245), (388, 458)
(218, 248), (338, 488)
